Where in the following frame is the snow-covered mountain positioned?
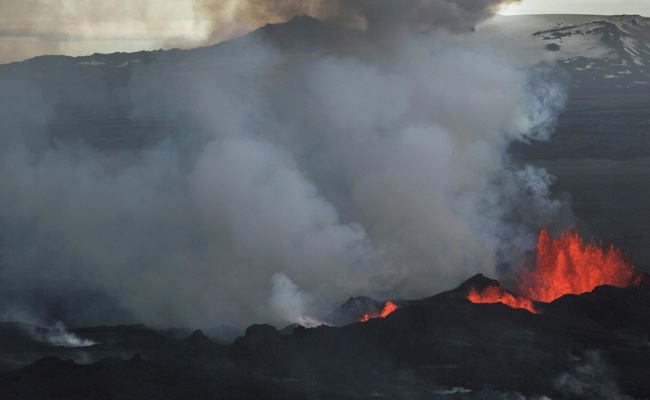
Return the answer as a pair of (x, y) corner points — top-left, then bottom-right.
(5, 14), (649, 97)
(481, 14), (650, 94)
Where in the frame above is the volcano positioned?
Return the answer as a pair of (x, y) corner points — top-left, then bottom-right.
(2, 273), (650, 399)
(2, 10), (650, 400)
(466, 228), (646, 315)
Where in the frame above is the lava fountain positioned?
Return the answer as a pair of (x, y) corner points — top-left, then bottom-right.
(468, 228), (641, 311)
(361, 301), (399, 322)
(519, 228), (637, 302)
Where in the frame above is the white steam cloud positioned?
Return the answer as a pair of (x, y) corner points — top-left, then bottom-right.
(1, 308), (96, 347)
(0, 0), (570, 329)
(555, 352), (633, 400)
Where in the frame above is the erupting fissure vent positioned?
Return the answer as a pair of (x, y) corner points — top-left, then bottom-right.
(361, 301), (398, 322)
(467, 285), (538, 313)
(519, 228), (638, 302)
(468, 228), (641, 312)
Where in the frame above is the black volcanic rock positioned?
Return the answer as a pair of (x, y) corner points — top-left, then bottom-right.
(437, 273), (501, 297)
(229, 324), (287, 375)
(242, 324), (282, 342)
(543, 276), (650, 330)
(254, 15), (335, 52)
(279, 323), (301, 335)
(185, 329), (208, 343)
(427, 273), (526, 305)
(545, 43), (561, 51)
(3, 277), (650, 398)
(325, 296), (384, 326)
(324, 296), (412, 327)
(230, 276), (650, 398)
(176, 329), (227, 359)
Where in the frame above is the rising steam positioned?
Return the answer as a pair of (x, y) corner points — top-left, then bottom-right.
(1, 308), (95, 347)
(0, 0), (571, 329)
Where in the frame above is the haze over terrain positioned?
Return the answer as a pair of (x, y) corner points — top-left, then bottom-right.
(0, 1), (649, 333)
(0, 0), (583, 331)
(2, 3), (650, 398)
(0, 0), (648, 64)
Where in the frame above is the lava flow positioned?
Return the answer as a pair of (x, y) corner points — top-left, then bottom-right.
(468, 228), (640, 311)
(361, 301), (398, 322)
(467, 285), (538, 313)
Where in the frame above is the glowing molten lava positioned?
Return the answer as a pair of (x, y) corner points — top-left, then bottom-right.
(467, 286), (538, 314)
(519, 228), (636, 302)
(361, 301), (399, 322)
(380, 301), (398, 317)
(468, 228), (639, 311)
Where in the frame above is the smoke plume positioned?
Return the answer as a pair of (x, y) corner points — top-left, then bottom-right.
(1, 308), (95, 347)
(196, 0), (522, 34)
(555, 352), (633, 400)
(0, 0), (570, 329)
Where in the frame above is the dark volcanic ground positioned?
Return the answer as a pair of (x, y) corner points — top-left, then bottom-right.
(2, 274), (650, 399)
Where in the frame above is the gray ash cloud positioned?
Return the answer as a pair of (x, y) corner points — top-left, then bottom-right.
(0, 0), (571, 329)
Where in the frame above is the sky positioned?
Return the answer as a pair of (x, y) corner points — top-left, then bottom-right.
(500, 0), (650, 16)
(0, 0), (648, 65)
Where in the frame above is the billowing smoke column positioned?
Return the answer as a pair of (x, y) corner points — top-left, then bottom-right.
(196, 0), (523, 36)
(0, 0), (570, 329)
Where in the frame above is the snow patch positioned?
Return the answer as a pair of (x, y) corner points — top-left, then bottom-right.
(574, 62), (595, 71)
(116, 59), (140, 68)
(432, 387), (472, 395)
(79, 61), (106, 66)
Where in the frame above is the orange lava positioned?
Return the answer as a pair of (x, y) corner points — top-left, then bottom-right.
(361, 301), (399, 322)
(519, 228), (636, 302)
(380, 301), (398, 318)
(467, 286), (538, 313)
(467, 228), (638, 311)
